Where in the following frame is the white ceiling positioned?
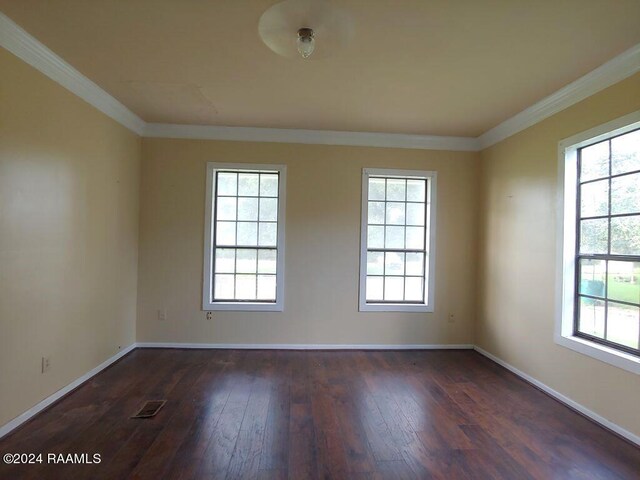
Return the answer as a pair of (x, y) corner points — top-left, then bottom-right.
(1, 0), (639, 137)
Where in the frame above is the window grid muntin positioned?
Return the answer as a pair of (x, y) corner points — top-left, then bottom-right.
(366, 176), (428, 304)
(574, 128), (640, 356)
(212, 170), (279, 303)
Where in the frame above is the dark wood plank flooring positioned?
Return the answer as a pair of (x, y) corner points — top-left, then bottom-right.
(0, 349), (638, 479)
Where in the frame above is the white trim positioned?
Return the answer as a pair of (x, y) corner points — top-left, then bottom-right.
(137, 342), (473, 350)
(0, 344), (136, 439)
(359, 168), (437, 313)
(479, 43), (640, 149)
(555, 111), (640, 375)
(554, 334), (640, 375)
(202, 163), (286, 312)
(144, 123), (480, 152)
(3, 9), (639, 151)
(557, 110), (640, 152)
(0, 13), (473, 150)
(0, 12), (145, 135)
(473, 346), (640, 447)
(3, 343), (638, 448)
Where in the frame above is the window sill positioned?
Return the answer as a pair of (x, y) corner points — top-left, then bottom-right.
(555, 333), (640, 375)
(359, 303), (433, 313)
(203, 302), (283, 312)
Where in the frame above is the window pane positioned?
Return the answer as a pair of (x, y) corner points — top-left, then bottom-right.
(386, 202), (405, 225)
(238, 197), (258, 221)
(580, 180), (608, 218)
(257, 275), (277, 300)
(580, 141), (609, 181)
(235, 275), (257, 300)
(214, 274), (234, 299)
(367, 251), (384, 275)
(385, 252), (405, 275)
(606, 302), (639, 349)
(238, 173), (259, 196)
(406, 227), (425, 250)
(407, 180), (425, 202)
(217, 172), (237, 196)
(215, 249), (235, 273)
(260, 174), (279, 197)
(368, 201), (385, 224)
(578, 297), (605, 338)
(611, 129), (640, 176)
(217, 197), (237, 221)
(258, 222), (277, 246)
(579, 219), (608, 254)
(610, 215), (640, 255)
(258, 249), (277, 274)
(368, 226), (384, 248)
(384, 277), (404, 301)
(572, 130), (640, 355)
(209, 168), (282, 307)
(405, 277), (423, 301)
(406, 203), (425, 226)
(362, 173), (431, 307)
(385, 226), (405, 249)
(611, 173), (640, 215)
(368, 178), (386, 200)
(405, 252), (424, 276)
(608, 261), (640, 304)
(216, 221), (236, 245)
(237, 222), (258, 246)
(236, 249), (257, 274)
(366, 276), (383, 300)
(259, 198), (278, 221)
(578, 259), (606, 298)
(386, 179), (406, 201)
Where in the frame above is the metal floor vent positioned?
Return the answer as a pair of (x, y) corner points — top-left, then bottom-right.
(131, 400), (166, 419)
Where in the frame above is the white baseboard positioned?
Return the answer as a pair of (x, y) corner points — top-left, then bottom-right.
(3, 342), (637, 449)
(0, 344), (136, 439)
(473, 345), (640, 447)
(136, 342), (474, 350)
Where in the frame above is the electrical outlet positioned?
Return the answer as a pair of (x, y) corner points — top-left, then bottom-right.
(448, 313), (455, 323)
(41, 356), (51, 373)
(158, 309), (167, 321)
(206, 311), (213, 320)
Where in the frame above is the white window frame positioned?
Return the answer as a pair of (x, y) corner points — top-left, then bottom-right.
(202, 162), (286, 312)
(556, 110), (640, 374)
(359, 168), (437, 313)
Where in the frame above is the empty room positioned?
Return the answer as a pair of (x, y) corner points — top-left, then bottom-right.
(1, 0), (639, 478)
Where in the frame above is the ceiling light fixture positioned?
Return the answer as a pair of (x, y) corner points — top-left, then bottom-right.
(258, 0), (353, 61)
(296, 27), (315, 59)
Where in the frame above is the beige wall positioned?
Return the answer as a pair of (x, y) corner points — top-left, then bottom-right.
(137, 139), (479, 345)
(477, 73), (640, 438)
(0, 48), (141, 427)
(4, 25), (638, 441)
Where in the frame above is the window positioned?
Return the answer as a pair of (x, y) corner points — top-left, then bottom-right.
(558, 111), (640, 373)
(203, 163), (286, 311)
(359, 168), (436, 312)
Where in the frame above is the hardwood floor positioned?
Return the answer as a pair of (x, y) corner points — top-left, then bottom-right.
(1, 349), (638, 479)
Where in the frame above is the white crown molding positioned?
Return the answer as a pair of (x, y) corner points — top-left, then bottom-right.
(479, 43), (640, 149)
(2, 9), (639, 152)
(0, 12), (145, 135)
(136, 342), (474, 350)
(474, 346), (640, 447)
(0, 344), (136, 439)
(143, 123), (480, 151)
(0, 9), (477, 152)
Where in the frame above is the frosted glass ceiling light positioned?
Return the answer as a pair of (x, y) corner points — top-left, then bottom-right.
(296, 28), (315, 59)
(258, 0), (353, 60)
